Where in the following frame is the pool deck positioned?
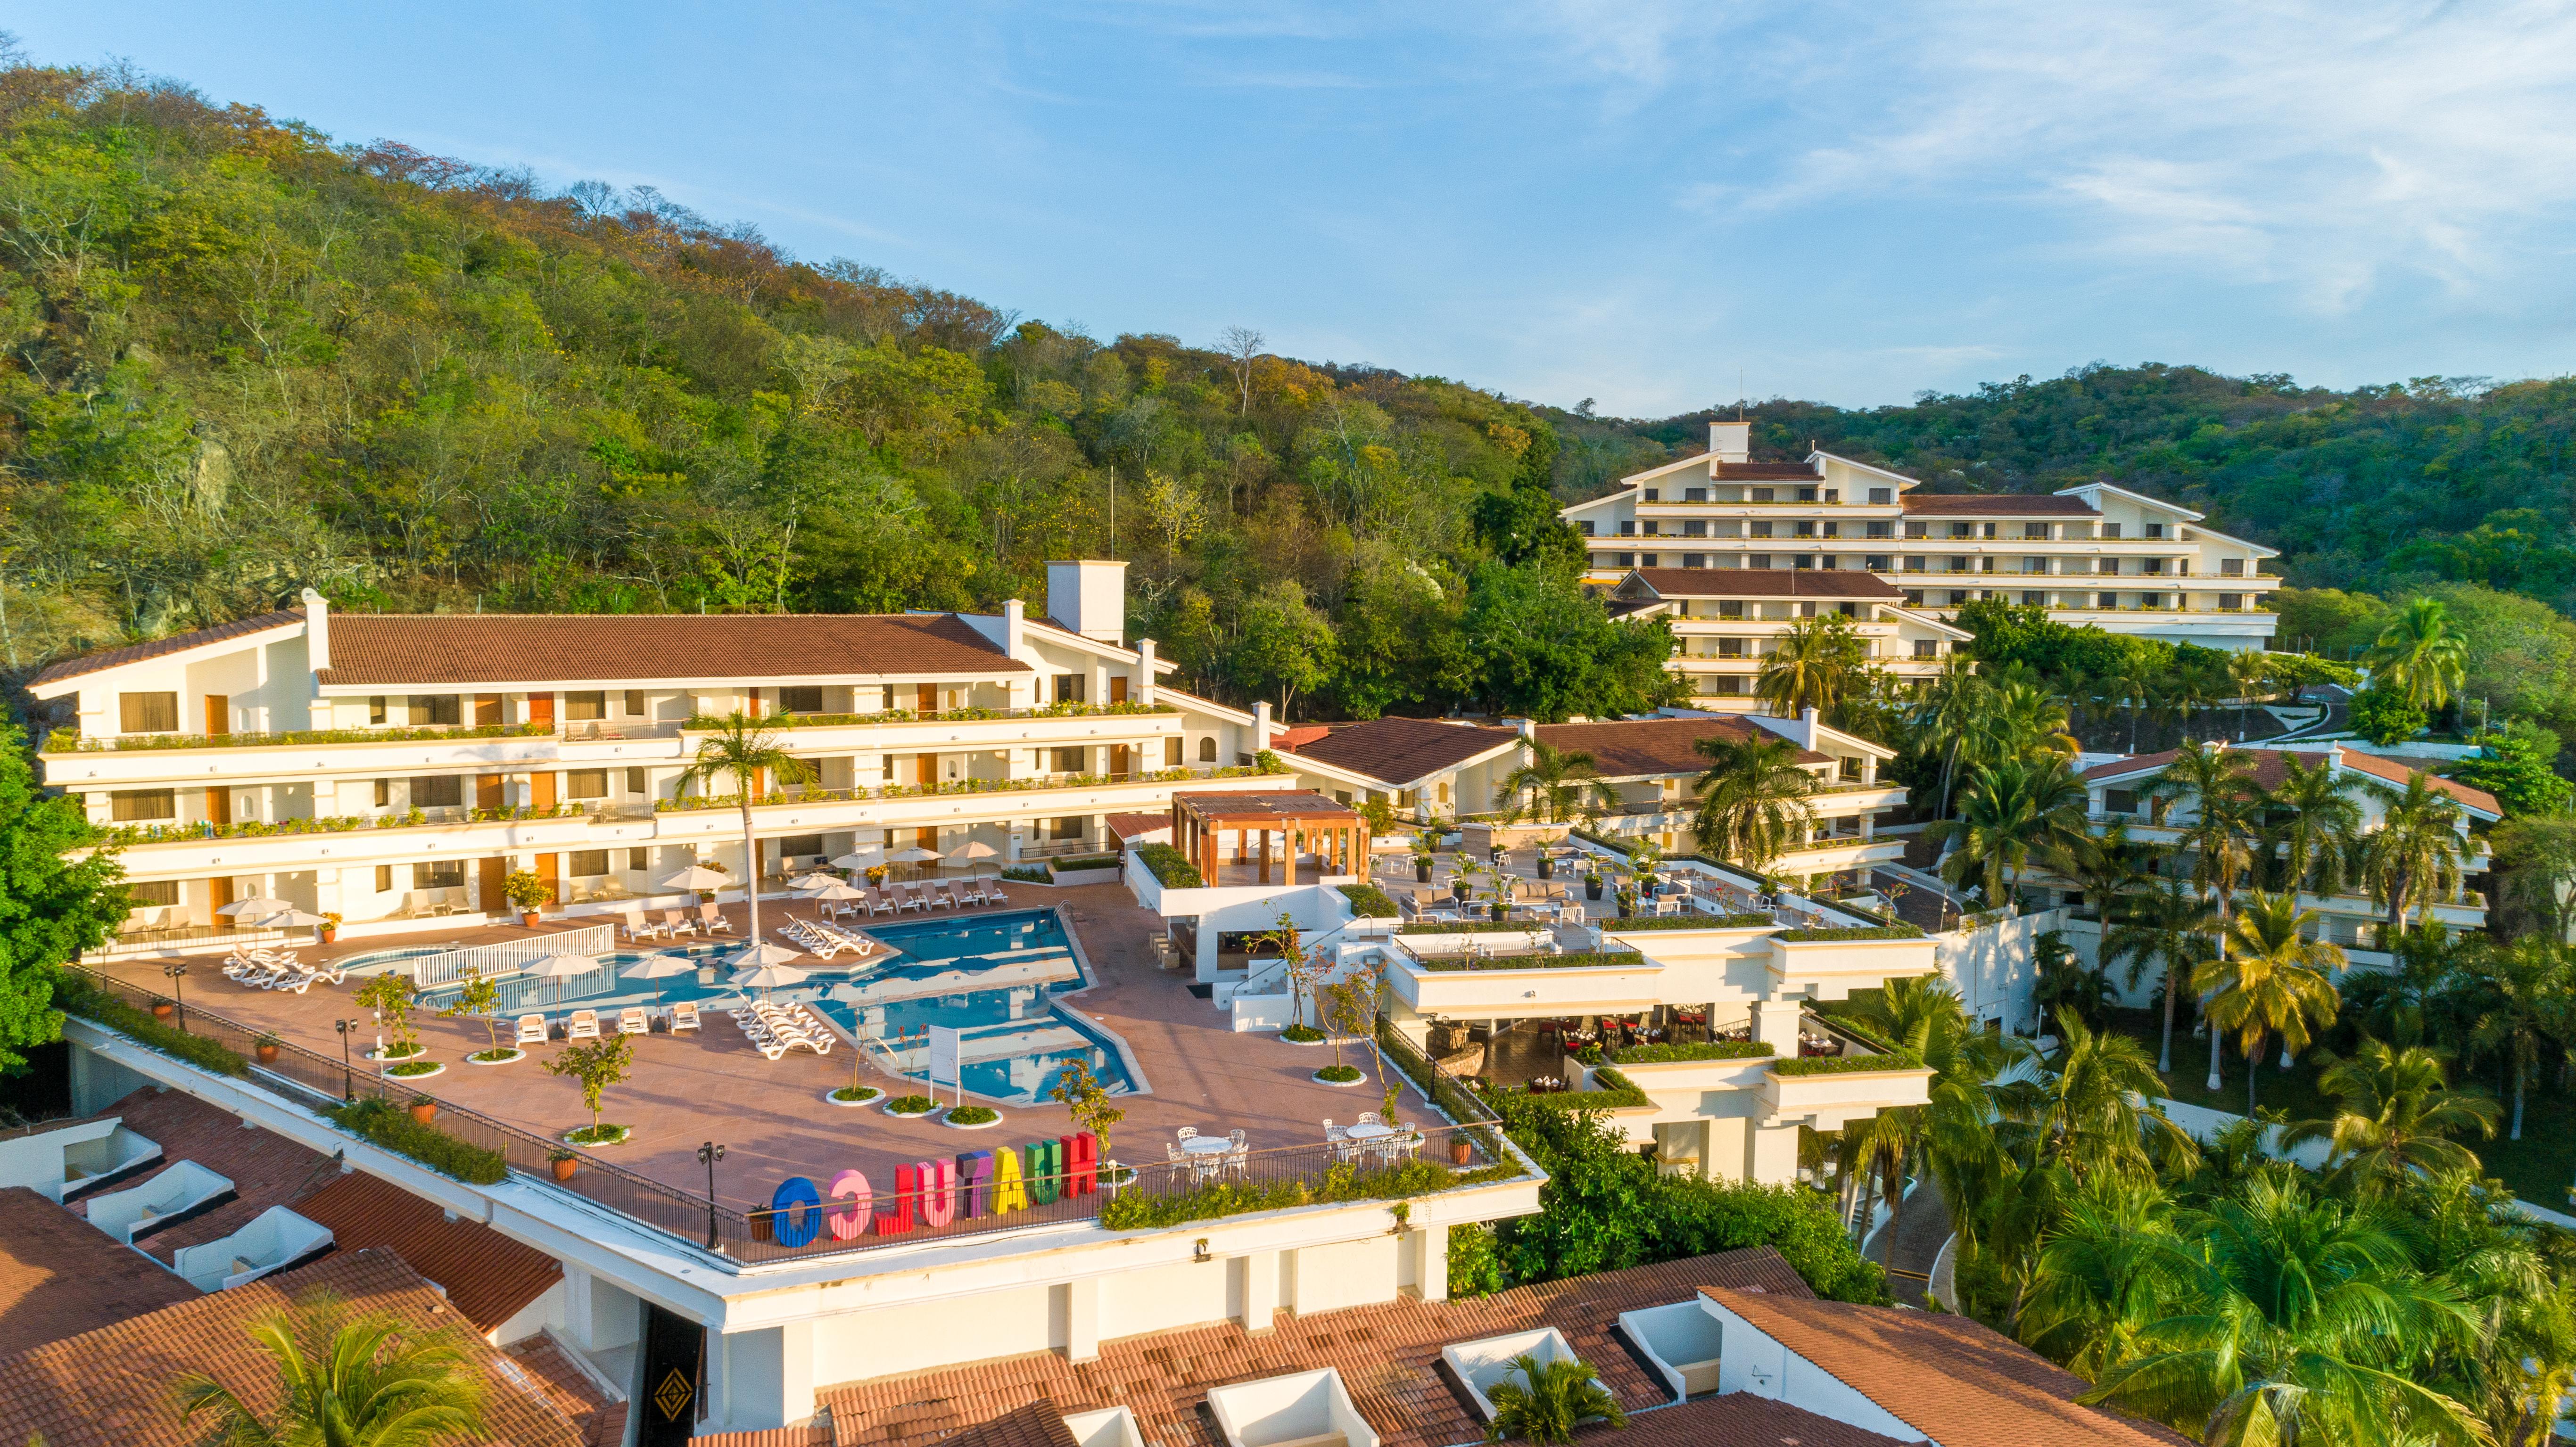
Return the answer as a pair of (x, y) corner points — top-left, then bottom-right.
(90, 885), (1428, 1212)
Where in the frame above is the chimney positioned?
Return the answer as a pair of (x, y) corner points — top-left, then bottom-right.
(1002, 597), (1025, 659)
(1135, 638), (1157, 707)
(1709, 419), (1751, 464)
(1047, 559), (1129, 644)
(1507, 717), (1537, 741)
(1252, 699), (1272, 757)
(1800, 706), (1820, 746)
(300, 587), (331, 672)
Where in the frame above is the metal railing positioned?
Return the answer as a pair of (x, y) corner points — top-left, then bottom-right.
(94, 924), (285, 959)
(61, 963), (1517, 1266)
(411, 925), (617, 987)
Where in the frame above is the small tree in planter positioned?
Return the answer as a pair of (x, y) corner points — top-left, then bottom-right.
(546, 1034), (636, 1145)
(1413, 838), (1437, 883)
(355, 973), (424, 1061)
(500, 869), (551, 925)
(1320, 957), (1386, 1077)
(438, 969), (513, 1062)
(1257, 912), (1323, 1035)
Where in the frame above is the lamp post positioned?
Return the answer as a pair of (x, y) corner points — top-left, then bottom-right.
(334, 1019), (357, 1100)
(697, 1141), (726, 1252)
(160, 962), (189, 1030)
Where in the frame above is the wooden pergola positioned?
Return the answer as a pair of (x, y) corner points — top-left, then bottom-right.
(1171, 791), (1370, 886)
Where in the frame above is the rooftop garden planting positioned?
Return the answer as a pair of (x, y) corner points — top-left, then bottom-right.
(1099, 1157), (1522, 1230)
(654, 759), (1288, 814)
(1775, 922), (1925, 942)
(1134, 842), (1202, 888)
(1337, 882), (1399, 918)
(1598, 913), (1776, 931)
(1769, 1051), (1927, 1076)
(1577, 1040), (1775, 1066)
(1405, 951), (1645, 972)
(683, 700), (1178, 731)
(46, 721), (557, 753)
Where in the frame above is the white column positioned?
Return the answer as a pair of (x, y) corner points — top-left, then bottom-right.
(1059, 1277), (1101, 1361)
(1411, 1224), (1450, 1302)
(1238, 1250), (1280, 1334)
(1136, 639), (1158, 706)
(1750, 998), (1802, 1053)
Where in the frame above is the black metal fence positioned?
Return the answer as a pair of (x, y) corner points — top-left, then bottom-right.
(63, 965), (1512, 1266)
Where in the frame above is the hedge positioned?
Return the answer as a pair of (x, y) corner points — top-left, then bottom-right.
(1409, 952), (1642, 972)
(1581, 1040), (1775, 1066)
(1047, 854), (1123, 874)
(1337, 883), (1399, 918)
(1486, 1066), (1649, 1112)
(325, 1098), (509, 1184)
(1598, 913), (1775, 931)
(1099, 1158), (1520, 1229)
(1398, 920), (1558, 935)
(1769, 1051), (1925, 1076)
(60, 982), (248, 1077)
(1775, 923), (1924, 942)
(1134, 843), (1203, 888)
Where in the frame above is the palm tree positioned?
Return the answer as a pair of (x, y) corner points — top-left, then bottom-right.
(2226, 651), (2271, 741)
(2084, 1176), (2489, 1447)
(2198, 891), (2343, 1110)
(2018, 1176), (2184, 1378)
(2283, 1037), (2501, 1191)
(671, 711), (817, 952)
(1909, 654), (1990, 818)
(2111, 663), (2159, 754)
(2366, 595), (2469, 713)
(1482, 1354), (1626, 1446)
(1756, 611), (1869, 719)
(2153, 742), (2258, 1087)
(2256, 752), (2366, 896)
(2059, 822), (2156, 926)
(2020, 1010), (2200, 1183)
(1985, 679), (2082, 763)
(2464, 937), (2565, 1141)
(1689, 733), (1818, 871)
(1928, 756), (2090, 911)
(2103, 879), (2213, 1074)
(179, 1296), (485, 1447)
(1495, 739), (1613, 826)
(2493, 810), (2576, 942)
(1843, 978), (2017, 1266)
(2361, 772), (2470, 935)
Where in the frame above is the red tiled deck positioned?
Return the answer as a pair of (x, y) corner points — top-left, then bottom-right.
(88, 887), (1429, 1215)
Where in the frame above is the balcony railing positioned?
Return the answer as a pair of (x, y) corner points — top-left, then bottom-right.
(45, 722), (558, 755)
(684, 701), (1181, 732)
(651, 762), (1289, 814)
(60, 964), (1513, 1266)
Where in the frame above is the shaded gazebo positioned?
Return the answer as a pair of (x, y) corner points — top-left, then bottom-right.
(1171, 792), (1370, 886)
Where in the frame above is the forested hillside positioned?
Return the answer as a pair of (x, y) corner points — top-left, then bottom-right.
(6, 58), (2576, 729)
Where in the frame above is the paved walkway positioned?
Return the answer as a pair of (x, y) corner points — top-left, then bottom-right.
(1864, 1177), (1952, 1307)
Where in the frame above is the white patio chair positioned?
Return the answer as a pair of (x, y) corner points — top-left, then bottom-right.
(514, 1014), (548, 1046)
(669, 1002), (701, 1033)
(566, 1010), (602, 1040)
(616, 1006), (652, 1036)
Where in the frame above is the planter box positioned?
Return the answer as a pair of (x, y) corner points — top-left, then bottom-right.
(1440, 1327), (1577, 1420)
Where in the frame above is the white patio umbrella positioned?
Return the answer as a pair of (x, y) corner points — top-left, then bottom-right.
(219, 896), (291, 920)
(528, 952), (602, 979)
(621, 952), (696, 1003)
(831, 847), (886, 871)
(659, 865), (732, 892)
(885, 845), (940, 881)
(785, 871), (842, 892)
(944, 840), (1001, 877)
(730, 957), (811, 997)
(728, 941), (803, 971)
(805, 881), (866, 902)
(256, 908), (330, 928)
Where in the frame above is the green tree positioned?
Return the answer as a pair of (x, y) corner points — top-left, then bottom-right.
(1495, 739), (1613, 826)
(2361, 772), (2471, 934)
(2152, 742), (2259, 1086)
(669, 712), (817, 952)
(2018, 1177), (2183, 1378)
(2349, 683), (2429, 746)
(1756, 611), (1869, 718)
(1460, 561), (1680, 721)
(1688, 733), (1818, 871)
(1470, 482), (1587, 574)
(1233, 578), (1335, 716)
(546, 1033), (636, 1142)
(1927, 756), (2090, 910)
(2462, 937), (2566, 1140)
(2453, 719), (2575, 817)
(436, 969), (507, 1060)
(2103, 880), (2213, 1075)
(2255, 752), (2366, 896)
(0, 722), (125, 1069)
(2366, 595), (2470, 712)
(2283, 1038), (2501, 1191)
(2492, 810), (2576, 941)
(178, 1294), (485, 1447)
(1482, 1354), (1626, 1446)
(2197, 890), (2343, 1110)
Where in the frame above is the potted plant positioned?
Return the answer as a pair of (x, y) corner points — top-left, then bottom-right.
(319, 911), (343, 945)
(255, 1031), (281, 1065)
(1583, 869), (1604, 902)
(1414, 845), (1435, 884)
(501, 869), (550, 927)
(1451, 1133), (1475, 1166)
(1536, 851), (1555, 880)
(548, 1148), (579, 1181)
(1615, 886), (1636, 916)
(409, 1093), (438, 1126)
(1489, 898), (1509, 923)
(151, 997), (173, 1020)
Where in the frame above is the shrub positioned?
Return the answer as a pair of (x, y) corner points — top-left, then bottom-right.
(830, 1085), (881, 1102)
(1447, 1220), (1509, 1299)
(1581, 1040), (1775, 1065)
(1598, 913), (1775, 931)
(1135, 843), (1203, 888)
(2350, 683), (2428, 745)
(1099, 1157), (1518, 1230)
(1000, 865), (1050, 884)
(1775, 923), (1924, 942)
(59, 981), (247, 1077)
(1336, 883), (1399, 918)
(1409, 952), (1642, 972)
(386, 1060), (441, 1077)
(1280, 1024), (1325, 1042)
(326, 1097), (507, 1184)
(885, 1094), (938, 1115)
(947, 1105), (999, 1125)
(1399, 920), (1555, 935)
(1316, 1064), (1363, 1082)
(1769, 1051), (1925, 1076)
(1047, 853), (1123, 874)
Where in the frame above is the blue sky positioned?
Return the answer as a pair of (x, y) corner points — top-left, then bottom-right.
(16, 1), (2576, 414)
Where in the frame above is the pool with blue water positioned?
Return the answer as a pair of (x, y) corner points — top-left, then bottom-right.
(411, 908), (1134, 1105)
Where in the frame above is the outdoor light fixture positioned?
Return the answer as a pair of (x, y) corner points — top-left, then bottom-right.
(699, 1141), (727, 1252)
(161, 962), (190, 1029)
(1193, 1238), (1211, 1263)
(333, 1019), (357, 1100)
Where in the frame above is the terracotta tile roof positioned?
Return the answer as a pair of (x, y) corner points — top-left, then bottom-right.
(821, 1248), (1813, 1447)
(1536, 717), (1826, 777)
(287, 1170), (561, 1335)
(1105, 812), (1172, 842)
(1710, 462), (1822, 481)
(1898, 493), (2098, 517)
(28, 608), (305, 686)
(1171, 790), (1363, 822)
(0, 1248), (586, 1447)
(1624, 569), (1904, 600)
(1283, 716), (1522, 787)
(313, 612), (1024, 687)
(1593, 1395), (1917, 1447)
(1702, 1288), (2191, 1447)
(692, 1430), (836, 1447)
(87, 1087), (338, 1267)
(2079, 747), (2500, 817)
(948, 1402), (1081, 1447)
(502, 1335), (627, 1447)
(0, 1186), (201, 1355)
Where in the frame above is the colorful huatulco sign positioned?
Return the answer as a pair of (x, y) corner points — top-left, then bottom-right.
(760, 1131), (1101, 1247)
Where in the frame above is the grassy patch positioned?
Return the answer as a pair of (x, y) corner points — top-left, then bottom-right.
(947, 1105), (999, 1125)
(1770, 1052), (1925, 1076)
(885, 1094), (939, 1115)
(1600, 913), (1776, 931)
(1582, 1040), (1775, 1065)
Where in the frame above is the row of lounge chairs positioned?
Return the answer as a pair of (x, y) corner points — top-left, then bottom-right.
(780, 917), (880, 960)
(221, 950), (347, 994)
(618, 902), (740, 944)
(733, 1002), (834, 1060)
(512, 1003), (702, 1045)
(816, 880), (1004, 919)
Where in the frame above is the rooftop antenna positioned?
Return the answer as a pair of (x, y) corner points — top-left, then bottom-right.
(1738, 367), (1746, 422)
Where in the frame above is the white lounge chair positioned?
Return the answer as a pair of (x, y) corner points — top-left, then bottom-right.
(698, 903), (735, 935)
(566, 1010), (602, 1040)
(619, 907), (667, 944)
(515, 1014), (548, 1046)
(617, 1006), (652, 1036)
(669, 1002), (701, 1033)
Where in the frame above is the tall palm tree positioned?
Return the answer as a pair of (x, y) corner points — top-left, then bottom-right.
(2084, 1176), (2488, 1447)
(1985, 679), (2082, 763)
(2018, 1176), (2184, 1378)
(2362, 772), (2470, 935)
(1908, 654), (1990, 818)
(2366, 595), (2469, 713)
(2198, 891), (2344, 1110)
(2282, 1038), (2500, 1192)
(671, 711), (817, 952)
(1928, 756), (2090, 911)
(2226, 651), (2271, 741)
(1690, 733), (1818, 871)
(2112, 663), (2159, 754)
(2103, 879), (2213, 1074)
(2463, 937), (2566, 1141)
(1757, 611), (1869, 718)
(2059, 822), (2157, 926)
(2153, 742), (2258, 1087)
(2019, 1010), (2201, 1182)
(2256, 752), (2366, 896)
(179, 1297), (485, 1447)
(1495, 739), (1613, 826)
(2492, 810), (2576, 942)
(1849, 978), (2021, 1285)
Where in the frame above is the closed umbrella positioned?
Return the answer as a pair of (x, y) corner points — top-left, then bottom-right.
(622, 952), (696, 1004)
(660, 865), (732, 893)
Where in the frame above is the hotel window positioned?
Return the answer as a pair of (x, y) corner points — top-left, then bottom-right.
(1903, 556), (1926, 573)
(1822, 520), (1841, 538)
(1618, 520), (1636, 536)
(1793, 555), (1815, 570)
(2023, 591), (2046, 606)
(1717, 638), (1745, 658)
(2023, 522), (2050, 539)
(1164, 737), (1183, 766)
(1947, 590), (1972, 606)
(2141, 558), (2166, 576)
(625, 689), (647, 715)
(1982, 522), (1998, 538)
(1681, 519), (1706, 537)
(1048, 747), (1085, 773)
(2102, 522), (2123, 539)
(118, 691), (180, 734)
(625, 767), (647, 793)
(566, 769), (610, 799)
(1749, 520), (1773, 539)
(1905, 521), (1929, 538)
(1198, 737), (1217, 762)
(410, 774), (462, 807)
(1588, 552), (1611, 569)
(1949, 522), (1973, 538)
(1641, 519), (1660, 536)
(1798, 487), (1818, 502)
(1577, 521), (1595, 536)
(1639, 553), (1659, 567)
(1793, 520), (1814, 538)
(2023, 557), (2048, 573)
(416, 859), (468, 889)
(1711, 675), (1747, 696)
(1748, 554), (1772, 570)
(1047, 817), (1085, 841)
(565, 691), (606, 721)
(1913, 639), (1938, 658)
(1052, 673), (1085, 704)
(417, 694), (461, 725)
(1836, 601), (1860, 617)
(1684, 487), (1707, 502)
(109, 789), (176, 822)
(1643, 488), (1659, 501)
(2220, 592), (2244, 610)
(1903, 590), (1925, 606)
(2097, 592), (2118, 608)
(374, 778), (390, 807)
(375, 865), (393, 892)
(629, 847), (650, 871)
(1980, 557), (1998, 573)
(1865, 555), (1891, 571)
(129, 880), (180, 907)
(1750, 487), (1775, 503)
(1718, 600), (1744, 618)
(2221, 557), (2245, 576)
(776, 834), (823, 860)
(778, 685), (824, 714)
(1948, 556), (1970, 572)
(2139, 593), (2163, 609)
(2104, 789), (2138, 815)
(1682, 553), (1707, 568)
(1615, 552), (1635, 567)
(566, 851), (610, 879)
(368, 696), (388, 724)
(1869, 487), (1894, 504)
(2145, 522), (2166, 539)
(1866, 520), (1892, 539)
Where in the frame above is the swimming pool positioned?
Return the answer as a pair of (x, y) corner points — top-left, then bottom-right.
(409, 909), (1137, 1104)
(333, 946), (450, 973)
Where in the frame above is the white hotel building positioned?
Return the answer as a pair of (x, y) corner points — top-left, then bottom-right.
(1563, 420), (2283, 659)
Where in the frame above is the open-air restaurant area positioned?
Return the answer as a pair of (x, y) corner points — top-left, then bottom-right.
(1377, 835), (1890, 929)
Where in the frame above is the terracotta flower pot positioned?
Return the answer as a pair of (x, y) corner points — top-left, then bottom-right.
(151, 1002), (173, 1020)
(550, 1156), (578, 1182)
(256, 1043), (280, 1064)
(1451, 1137), (1474, 1166)
(410, 1101), (438, 1125)
(320, 927), (338, 944)
(520, 911), (541, 928)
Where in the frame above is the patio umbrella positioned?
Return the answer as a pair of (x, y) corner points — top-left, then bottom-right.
(527, 952), (602, 979)
(621, 952), (696, 1004)
(218, 896), (291, 920)
(728, 941), (803, 971)
(659, 865), (732, 892)
(730, 959), (811, 997)
(254, 908), (332, 945)
(832, 847), (886, 871)
(886, 845), (940, 881)
(944, 841), (1001, 877)
(786, 871), (842, 892)
(805, 881), (866, 902)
